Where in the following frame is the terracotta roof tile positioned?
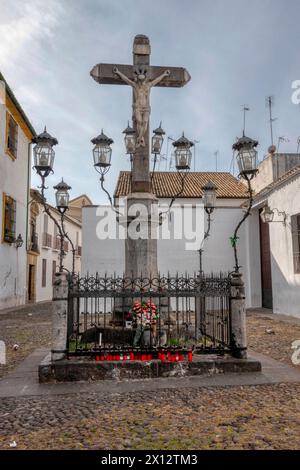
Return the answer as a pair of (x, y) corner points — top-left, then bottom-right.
(114, 172), (249, 199)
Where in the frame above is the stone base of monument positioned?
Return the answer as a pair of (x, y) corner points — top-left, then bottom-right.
(38, 354), (261, 383)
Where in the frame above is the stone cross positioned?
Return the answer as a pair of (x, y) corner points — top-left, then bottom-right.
(90, 34), (190, 193)
(91, 35), (190, 279)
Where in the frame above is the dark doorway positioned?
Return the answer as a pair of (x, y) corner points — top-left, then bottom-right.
(259, 211), (273, 309)
(28, 264), (35, 302)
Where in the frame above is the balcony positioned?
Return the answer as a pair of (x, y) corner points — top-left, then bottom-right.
(53, 236), (60, 251)
(76, 245), (82, 257)
(29, 233), (39, 253)
(42, 232), (52, 249)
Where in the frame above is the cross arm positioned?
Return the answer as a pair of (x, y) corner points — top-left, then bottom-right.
(90, 63), (191, 87)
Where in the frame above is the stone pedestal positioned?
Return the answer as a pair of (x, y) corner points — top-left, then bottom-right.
(125, 192), (159, 278)
(230, 272), (247, 359)
(51, 272), (68, 362)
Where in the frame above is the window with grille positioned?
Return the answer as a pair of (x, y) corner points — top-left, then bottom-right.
(2, 194), (16, 243)
(6, 113), (18, 158)
(42, 259), (47, 287)
(291, 213), (300, 274)
(52, 260), (56, 285)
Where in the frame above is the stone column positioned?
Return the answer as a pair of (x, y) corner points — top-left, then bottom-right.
(230, 272), (247, 359)
(51, 271), (68, 361)
(124, 34), (159, 280)
(125, 192), (159, 278)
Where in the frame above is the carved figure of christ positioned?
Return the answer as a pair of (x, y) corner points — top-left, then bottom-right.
(113, 66), (170, 147)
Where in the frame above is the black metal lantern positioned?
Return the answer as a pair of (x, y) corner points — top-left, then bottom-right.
(232, 134), (258, 178)
(202, 180), (217, 214)
(260, 205), (274, 224)
(32, 127), (58, 177)
(151, 122), (165, 155)
(173, 133), (194, 171)
(14, 233), (23, 249)
(91, 129), (113, 175)
(54, 178), (71, 213)
(123, 122), (136, 155)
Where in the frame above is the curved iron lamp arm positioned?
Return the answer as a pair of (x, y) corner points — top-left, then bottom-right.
(199, 211), (212, 275)
(159, 172), (187, 219)
(39, 176), (65, 272)
(231, 174), (253, 273)
(150, 154), (158, 189)
(100, 175), (121, 216)
(61, 212), (76, 275)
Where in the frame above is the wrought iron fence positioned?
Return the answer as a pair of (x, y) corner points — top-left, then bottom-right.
(67, 273), (232, 358)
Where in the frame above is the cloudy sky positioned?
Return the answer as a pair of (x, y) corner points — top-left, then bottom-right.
(1, 0), (299, 204)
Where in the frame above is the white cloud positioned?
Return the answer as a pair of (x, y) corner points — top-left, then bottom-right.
(0, 0), (63, 71)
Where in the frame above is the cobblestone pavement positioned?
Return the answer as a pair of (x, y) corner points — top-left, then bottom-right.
(0, 302), (52, 379)
(0, 383), (300, 450)
(1, 307), (300, 450)
(247, 311), (300, 367)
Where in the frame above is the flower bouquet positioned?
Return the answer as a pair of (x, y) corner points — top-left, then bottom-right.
(131, 301), (159, 327)
(131, 301), (160, 346)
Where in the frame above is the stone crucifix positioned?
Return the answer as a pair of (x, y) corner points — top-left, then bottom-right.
(90, 34), (191, 193)
(113, 66), (170, 147)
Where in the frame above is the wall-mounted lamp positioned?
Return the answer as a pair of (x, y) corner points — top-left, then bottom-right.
(260, 205), (287, 225)
(14, 234), (24, 249)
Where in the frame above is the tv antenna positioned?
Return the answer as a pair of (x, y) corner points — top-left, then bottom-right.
(166, 136), (175, 170)
(214, 150), (219, 172)
(242, 105), (250, 135)
(277, 136), (289, 152)
(193, 140), (200, 171)
(266, 96), (277, 145)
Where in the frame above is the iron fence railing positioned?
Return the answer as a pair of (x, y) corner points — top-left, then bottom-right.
(67, 273), (232, 357)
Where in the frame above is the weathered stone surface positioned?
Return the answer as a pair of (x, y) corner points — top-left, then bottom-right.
(39, 355), (261, 383)
(52, 272), (68, 362)
(230, 272), (247, 359)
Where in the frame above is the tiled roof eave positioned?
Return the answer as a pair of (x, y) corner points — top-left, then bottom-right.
(114, 171), (249, 199)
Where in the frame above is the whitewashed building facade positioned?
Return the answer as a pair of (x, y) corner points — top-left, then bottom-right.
(0, 72), (35, 309)
(28, 189), (82, 303)
(82, 172), (261, 309)
(252, 149), (300, 317)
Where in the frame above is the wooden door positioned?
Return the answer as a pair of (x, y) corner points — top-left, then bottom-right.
(28, 264), (35, 302)
(259, 211), (273, 309)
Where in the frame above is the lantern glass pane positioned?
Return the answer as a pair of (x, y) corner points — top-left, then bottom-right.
(93, 144), (112, 167)
(237, 148), (257, 173)
(175, 148), (192, 170)
(125, 135), (136, 154)
(260, 207), (274, 223)
(203, 190), (216, 209)
(33, 142), (55, 170)
(152, 135), (163, 154)
(56, 189), (69, 209)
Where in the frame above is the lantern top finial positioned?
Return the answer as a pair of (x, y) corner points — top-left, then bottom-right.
(173, 133), (194, 148)
(91, 129), (114, 145)
(153, 122), (165, 136)
(232, 134), (258, 151)
(123, 122), (135, 135)
(202, 180), (218, 192)
(32, 127), (58, 146)
(53, 178), (71, 191)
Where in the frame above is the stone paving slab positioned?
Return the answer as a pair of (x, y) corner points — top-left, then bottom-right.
(247, 307), (300, 326)
(1, 348), (300, 398)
